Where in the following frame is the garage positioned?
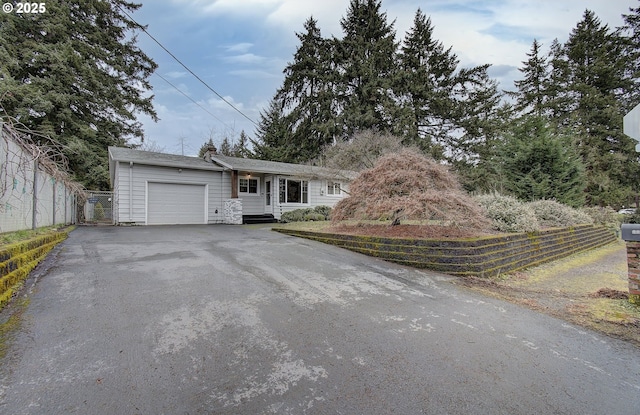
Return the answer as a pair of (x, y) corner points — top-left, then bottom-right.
(147, 182), (207, 225)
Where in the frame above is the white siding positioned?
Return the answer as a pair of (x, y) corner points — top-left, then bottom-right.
(310, 179), (349, 207)
(113, 162), (225, 225)
(241, 195), (263, 215)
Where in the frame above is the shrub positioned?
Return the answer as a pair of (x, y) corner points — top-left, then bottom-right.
(304, 212), (326, 221)
(313, 205), (332, 220)
(94, 202), (105, 221)
(475, 193), (539, 233)
(581, 206), (618, 226)
(527, 200), (593, 228)
(622, 209), (640, 225)
(280, 207), (331, 223)
(280, 208), (313, 223)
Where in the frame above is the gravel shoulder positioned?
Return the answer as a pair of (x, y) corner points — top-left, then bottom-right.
(454, 240), (640, 347)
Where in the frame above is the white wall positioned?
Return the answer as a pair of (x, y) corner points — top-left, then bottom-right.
(0, 128), (77, 232)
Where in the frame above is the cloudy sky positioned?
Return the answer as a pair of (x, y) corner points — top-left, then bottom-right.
(130, 0), (637, 156)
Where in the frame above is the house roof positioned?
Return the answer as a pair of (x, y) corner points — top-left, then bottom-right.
(108, 147), (355, 183)
(211, 154), (354, 179)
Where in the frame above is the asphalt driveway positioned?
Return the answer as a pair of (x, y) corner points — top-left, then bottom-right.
(0, 225), (639, 414)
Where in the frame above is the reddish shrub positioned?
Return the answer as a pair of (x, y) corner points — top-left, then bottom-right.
(332, 149), (489, 229)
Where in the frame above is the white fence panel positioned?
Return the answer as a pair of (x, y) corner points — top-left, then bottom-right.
(0, 122), (82, 233)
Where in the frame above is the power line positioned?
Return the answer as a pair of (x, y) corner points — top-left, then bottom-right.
(116, 4), (259, 127)
(152, 71), (231, 128)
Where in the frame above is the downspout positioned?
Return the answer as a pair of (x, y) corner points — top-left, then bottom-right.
(220, 168), (224, 223)
(129, 161), (133, 221)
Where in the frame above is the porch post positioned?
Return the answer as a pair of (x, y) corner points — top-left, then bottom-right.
(231, 170), (238, 199)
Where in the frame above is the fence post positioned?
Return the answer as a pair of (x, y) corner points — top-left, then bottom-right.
(32, 159), (38, 230)
(52, 178), (56, 226)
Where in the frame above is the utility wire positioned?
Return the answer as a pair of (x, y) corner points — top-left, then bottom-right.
(153, 71), (231, 128)
(117, 5), (259, 127)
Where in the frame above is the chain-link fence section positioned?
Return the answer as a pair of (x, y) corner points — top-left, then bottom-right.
(81, 191), (113, 224)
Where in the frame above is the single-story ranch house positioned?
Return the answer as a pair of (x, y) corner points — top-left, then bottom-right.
(108, 146), (352, 225)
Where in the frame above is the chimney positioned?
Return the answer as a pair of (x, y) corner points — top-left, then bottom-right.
(203, 144), (218, 162)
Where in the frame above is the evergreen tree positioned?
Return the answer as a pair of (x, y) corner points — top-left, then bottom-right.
(510, 39), (549, 116)
(0, 0), (157, 189)
(542, 39), (572, 123)
(333, 0), (398, 139)
(620, 4), (640, 110)
(496, 116), (586, 207)
(562, 10), (636, 206)
(251, 96), (294, 162)
(219, 137), (233, 156)
(231, 130), (251, 158)
(277, 17), (337, 161)
(395, 9), (459, 158)
(450, 65), (507, 190)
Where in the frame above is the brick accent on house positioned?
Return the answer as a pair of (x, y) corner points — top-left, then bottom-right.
(625, 241), (640, 305)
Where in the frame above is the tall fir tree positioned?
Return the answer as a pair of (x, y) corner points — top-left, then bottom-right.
(621, 4), (640, 110)
(543, 38), (572, 123)
(511, 39), (549, 116)
(395, 9), (459, 159)
(231, 131), (251, 158)
(251, 96), (294, 162)
(0, 0), (157, 189)
(562, 10), (636, 206)
(219, 137), (233, 156)
(333, 0), (398, 139)
(277, 17), (337, 162)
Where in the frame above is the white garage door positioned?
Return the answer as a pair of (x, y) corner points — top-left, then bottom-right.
(147, 182), (206, 225)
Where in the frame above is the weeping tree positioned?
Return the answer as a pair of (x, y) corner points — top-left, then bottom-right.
(332, 148), (489, 229)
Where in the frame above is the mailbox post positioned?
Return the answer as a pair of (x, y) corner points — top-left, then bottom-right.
(620, 224), (640, 305)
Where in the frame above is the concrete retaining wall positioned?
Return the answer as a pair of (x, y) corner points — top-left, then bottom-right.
(274, 224), (617, 277)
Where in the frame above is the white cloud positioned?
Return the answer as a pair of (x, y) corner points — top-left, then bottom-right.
(228, 69), (282, 79)
(225, 42), (254, 53)
(223, 53), (266, 64)
(171, 0), (282, 17)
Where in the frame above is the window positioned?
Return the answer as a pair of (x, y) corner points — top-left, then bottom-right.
(279, 178), (308, 204)
(327, 181), (341, 195)
(265, 180), (271, 206)
(239, 177), (258, 194)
